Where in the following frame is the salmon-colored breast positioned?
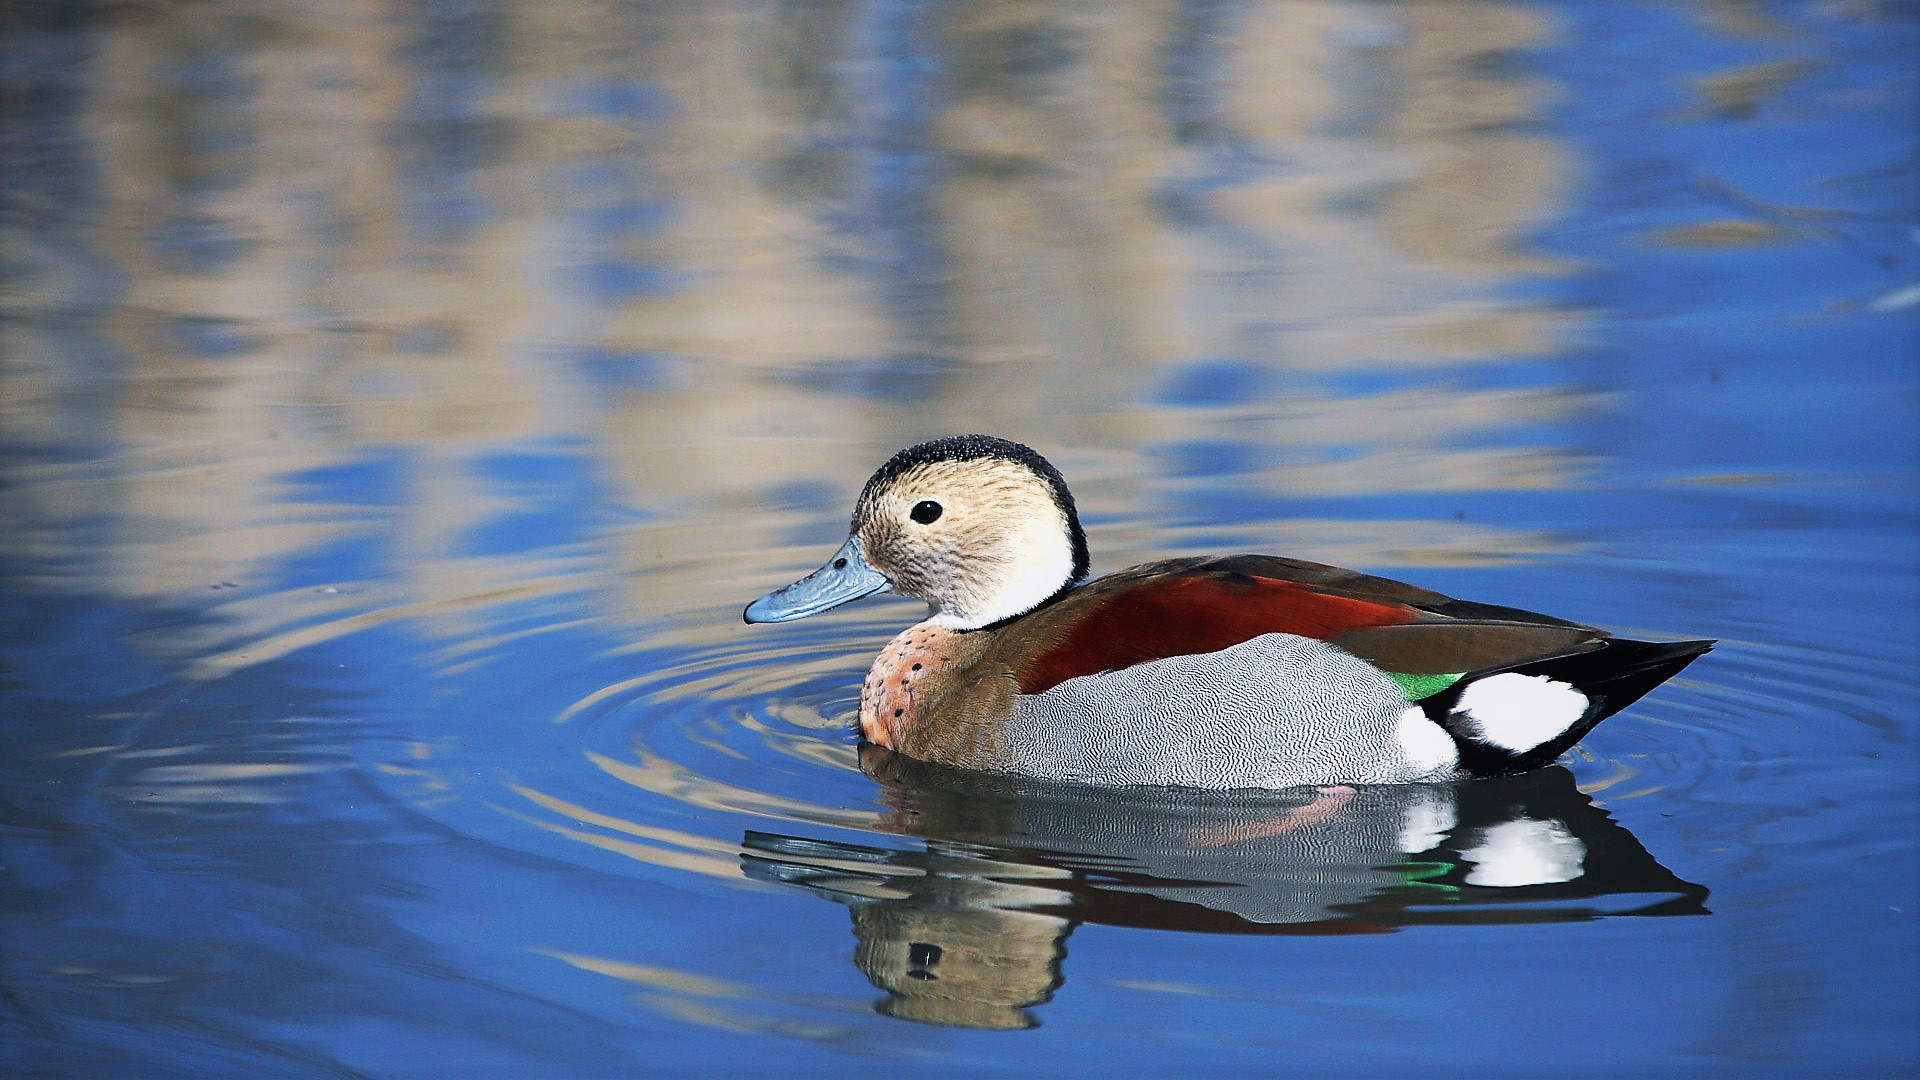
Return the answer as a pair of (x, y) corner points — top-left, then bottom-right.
(861, 621), (972, 747)
(1015, 573), (1417, 696)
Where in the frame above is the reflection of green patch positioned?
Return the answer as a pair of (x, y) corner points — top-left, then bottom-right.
(1389, 671), (1464, 701)
(1393, 860), (1459, 897)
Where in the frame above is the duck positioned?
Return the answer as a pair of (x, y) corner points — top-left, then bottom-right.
(744, 434), (1713, 790)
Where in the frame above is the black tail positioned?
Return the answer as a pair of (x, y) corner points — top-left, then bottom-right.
(1425, 638), (1715, 777)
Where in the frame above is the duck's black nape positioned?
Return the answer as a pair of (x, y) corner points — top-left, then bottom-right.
(1427, 637), (1715, 777)
(856, 435), (1091, 584)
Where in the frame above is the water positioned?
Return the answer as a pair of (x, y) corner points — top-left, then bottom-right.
(2, 1), (1915, 1075)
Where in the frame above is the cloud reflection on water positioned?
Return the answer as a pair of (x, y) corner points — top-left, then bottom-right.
(5, 0), (1592, 668)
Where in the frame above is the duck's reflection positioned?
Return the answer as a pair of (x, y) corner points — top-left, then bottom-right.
(742, 747), (1707, 1029)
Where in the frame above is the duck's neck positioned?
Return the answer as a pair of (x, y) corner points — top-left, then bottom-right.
(859, 618), (994, 748)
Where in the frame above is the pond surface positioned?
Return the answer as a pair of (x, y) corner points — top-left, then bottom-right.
(3, 1), (1917, 1076)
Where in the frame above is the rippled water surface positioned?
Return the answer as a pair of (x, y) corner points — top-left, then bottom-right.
(4, 1), (1917, 1076)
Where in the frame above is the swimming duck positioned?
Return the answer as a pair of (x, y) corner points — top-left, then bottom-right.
(745, 435), (1712, 790)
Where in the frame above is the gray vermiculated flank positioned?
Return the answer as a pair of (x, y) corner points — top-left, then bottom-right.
(998, 633), (1463, 789)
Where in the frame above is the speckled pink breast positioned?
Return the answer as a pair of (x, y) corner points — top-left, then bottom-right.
(860, 619), (967, 747)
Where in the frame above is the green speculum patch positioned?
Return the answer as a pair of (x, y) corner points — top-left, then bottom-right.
(1389, 671), (1466, 701)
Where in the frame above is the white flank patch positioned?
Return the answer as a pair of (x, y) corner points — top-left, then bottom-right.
(1461, 818), (1585, 887)
(1453, 673), (1588, 752)
(1394, 706), (1459, 775)
(1397, 790), (1458, 853)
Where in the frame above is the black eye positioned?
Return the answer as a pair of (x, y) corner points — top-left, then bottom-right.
(909, 500), (942, 525)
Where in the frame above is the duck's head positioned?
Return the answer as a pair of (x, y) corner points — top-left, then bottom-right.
(744, 435), (1090, 631)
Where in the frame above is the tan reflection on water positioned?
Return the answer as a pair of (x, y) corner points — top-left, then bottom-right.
(543, 951), (873, 1041)
(4, 0), (1582, 662)
(504, 784), (755, 882)
(587, 750), (875, 829)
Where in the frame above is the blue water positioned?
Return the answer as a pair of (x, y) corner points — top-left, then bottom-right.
(3, 1), (1916, 1076)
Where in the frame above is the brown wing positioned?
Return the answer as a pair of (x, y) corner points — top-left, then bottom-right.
(1192, 555), (1594, 628)
(1009, 556), (1608, 695)
(1333, 621), (1606, 675)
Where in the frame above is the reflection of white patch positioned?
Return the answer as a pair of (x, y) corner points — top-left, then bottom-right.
(1394, 707), (1458, 775)
(1397, 791), (1458, 852)
(1462, 818), (1585, 887)
(1453, 673), (1588, 752)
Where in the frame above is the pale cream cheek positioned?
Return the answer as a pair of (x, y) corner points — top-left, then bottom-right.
(859, 620), (966, 745)
(893, 543), (963, 603)
(866, 525), (976, 610)
(930, 515), (1073, 629)
(860, 468), (1075, 629)
(857, 522), (942, 599)
(977, 525), (1072, 620)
